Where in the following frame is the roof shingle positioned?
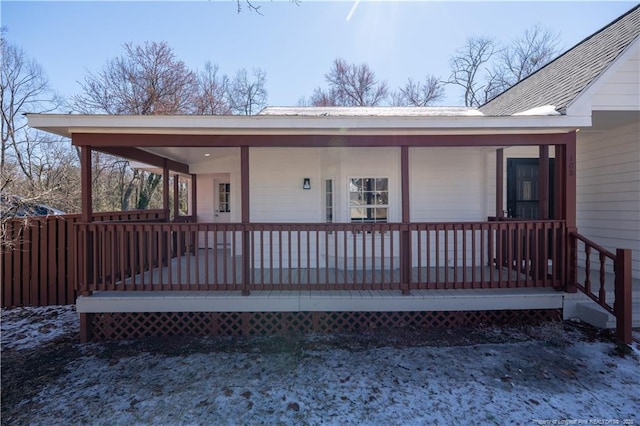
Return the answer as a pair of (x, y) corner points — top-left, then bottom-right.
(480, 5), (640, 116)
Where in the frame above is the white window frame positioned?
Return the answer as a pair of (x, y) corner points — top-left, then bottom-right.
(324, 178), (334, 223)
(348, 176), (389, 224)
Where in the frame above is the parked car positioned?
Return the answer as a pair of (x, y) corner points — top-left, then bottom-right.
(0, 195), (65, 219)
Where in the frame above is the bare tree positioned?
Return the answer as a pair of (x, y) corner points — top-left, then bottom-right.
(73, 41), (203, 210)
(306, 87), (339, 107)
(73, 41), (198, 115)
(194, 62), (231, 115)
(236, 0), (300, 15)
(1, 34), (61, 191)
(448, 36), (496, 107)
(227, 68), (267, 115)
(448, 26), (561, 106)
(488, 24), (560, 97)
(1, 34), (78, 246)
(309, 58), (389, 107)
(392, 75), (445, 106)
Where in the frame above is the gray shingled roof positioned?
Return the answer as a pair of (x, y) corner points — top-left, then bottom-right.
(480, 5), (640, 116)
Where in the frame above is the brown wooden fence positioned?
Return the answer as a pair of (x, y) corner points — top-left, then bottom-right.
(1, 210), (166, 308)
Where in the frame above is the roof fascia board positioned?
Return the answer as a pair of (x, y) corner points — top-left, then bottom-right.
(566, 36), (640, 116)
(71, 132), (577, 148)
(27, 114), (590, 137)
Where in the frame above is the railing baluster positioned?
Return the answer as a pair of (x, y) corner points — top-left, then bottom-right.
(584, 244), (591, 294)
(599, 252), (606, 305)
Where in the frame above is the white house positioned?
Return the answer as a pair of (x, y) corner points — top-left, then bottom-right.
(26, 5), (638, 343)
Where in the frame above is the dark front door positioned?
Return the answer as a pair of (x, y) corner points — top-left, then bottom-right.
(507, 158), (555, 219)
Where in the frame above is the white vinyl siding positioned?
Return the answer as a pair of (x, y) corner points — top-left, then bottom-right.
(411, 147), (487, 222)
(250, 148), (322, 222)
(590, 42), (640, 111)
(577, 122), (640, 278)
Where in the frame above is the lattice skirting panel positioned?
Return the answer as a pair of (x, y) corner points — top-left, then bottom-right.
(86, 309), (561, 341)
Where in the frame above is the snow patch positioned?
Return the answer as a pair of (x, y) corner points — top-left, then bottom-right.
(512, 105), (561, 116)
(1, 305), (78, 350)
(260, 106), (484, 117)
(2, 306), (639, 425)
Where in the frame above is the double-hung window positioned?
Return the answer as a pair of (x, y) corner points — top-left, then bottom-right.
(349, 178), (388, 223)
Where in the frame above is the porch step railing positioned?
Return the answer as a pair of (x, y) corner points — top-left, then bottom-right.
(76, 220), (566, 294)
(569, 232), (632, 344)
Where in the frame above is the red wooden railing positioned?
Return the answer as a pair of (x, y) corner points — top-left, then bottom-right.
(76, 220), (566, 294)
(569, 232), (632, 344)
(411, 220), (565, 289)
(1, 210), (166, 308)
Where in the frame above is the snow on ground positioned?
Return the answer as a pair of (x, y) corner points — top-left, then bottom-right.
(1, 305), (78, 351)
(2, 306), (639, 425)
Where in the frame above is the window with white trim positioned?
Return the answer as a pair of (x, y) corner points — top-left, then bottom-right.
(325, 179), (334, 223)
(349, 178), (388, 223)
(218, 183), (230, 212)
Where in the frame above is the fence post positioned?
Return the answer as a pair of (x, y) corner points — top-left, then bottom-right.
(565, 229), (577, 293)
(614, 248), (632, 344)
(79, 313), (91, 343)
(400, 225), (411, 295)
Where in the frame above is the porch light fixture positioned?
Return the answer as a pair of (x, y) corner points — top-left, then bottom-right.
(303, 178), (311, 190)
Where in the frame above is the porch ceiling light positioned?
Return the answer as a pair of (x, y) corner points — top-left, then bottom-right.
(204, 153), (211, 157)
(303, 178), (311, 190)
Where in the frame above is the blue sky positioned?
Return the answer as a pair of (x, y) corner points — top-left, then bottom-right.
(2, 1), (637, 107)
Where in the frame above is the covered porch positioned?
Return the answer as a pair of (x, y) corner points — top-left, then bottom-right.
(29, 109), (633, 342)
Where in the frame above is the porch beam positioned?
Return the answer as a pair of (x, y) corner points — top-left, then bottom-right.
(72, 132), (575, 148)
(80, 146), (93, 222)
(539, 145), (549, 220)
(495, 148), (504, 218)
(90, 145), (189, 175)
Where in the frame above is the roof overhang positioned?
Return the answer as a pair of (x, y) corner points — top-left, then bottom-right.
(26, 113), (591, 139)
